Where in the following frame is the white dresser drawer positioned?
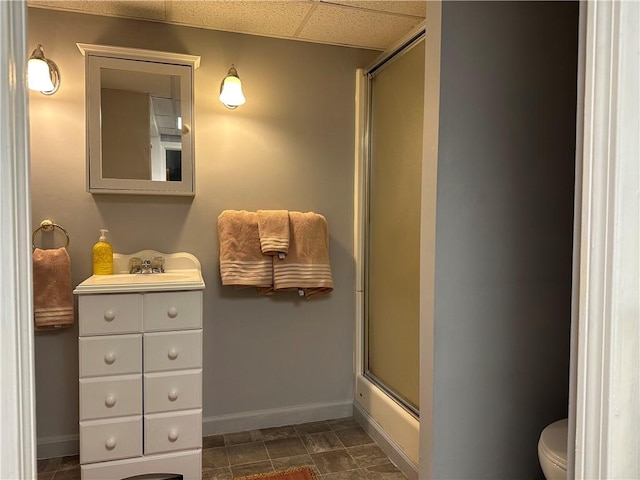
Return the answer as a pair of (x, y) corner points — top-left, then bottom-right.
(144, 409), (202, 455)
(80, 416), (142, 464)
(79, 294), (142, 336)
(79, 374), (142, 421)
(80, 450), (202, 480)
(143, 291), (202, 332)
(144, 370), (202, 414)
(144, 330), (202, 373)
(79, 334), (142, 378)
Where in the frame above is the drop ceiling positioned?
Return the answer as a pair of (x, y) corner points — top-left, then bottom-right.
(27, 0), (426, 51)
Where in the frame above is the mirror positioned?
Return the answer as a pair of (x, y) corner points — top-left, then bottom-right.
(78, 44), (200, 195)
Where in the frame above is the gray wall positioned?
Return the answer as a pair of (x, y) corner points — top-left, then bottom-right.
(432, 2), (578, 478)
(28, 8), (377, 453)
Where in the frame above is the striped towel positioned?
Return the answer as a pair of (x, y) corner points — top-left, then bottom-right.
(273, 212), (333, 299)
(257, 210), (290, 257)
(218, 210), (272, 290)
(33, 247), (74, 330)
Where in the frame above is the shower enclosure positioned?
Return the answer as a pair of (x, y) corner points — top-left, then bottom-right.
(354, 26), (425, 475)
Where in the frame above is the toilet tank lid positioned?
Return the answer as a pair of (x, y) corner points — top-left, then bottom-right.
(539, 418), (568, 469)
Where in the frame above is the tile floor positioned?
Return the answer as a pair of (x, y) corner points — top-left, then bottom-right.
(37, 417), (407, 480)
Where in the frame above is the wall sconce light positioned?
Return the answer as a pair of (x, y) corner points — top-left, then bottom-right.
(219, 65), (245, 109)
(28, 44), (60, 95)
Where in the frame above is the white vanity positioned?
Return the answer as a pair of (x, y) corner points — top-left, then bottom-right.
(74, 251), (205, 480)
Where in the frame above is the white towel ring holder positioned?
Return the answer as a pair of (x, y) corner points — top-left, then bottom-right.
(32, 219), (70, 251)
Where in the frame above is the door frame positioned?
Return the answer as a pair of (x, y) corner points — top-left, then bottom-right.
(571, 1), (640, 477)
(0, 1), (36, 479)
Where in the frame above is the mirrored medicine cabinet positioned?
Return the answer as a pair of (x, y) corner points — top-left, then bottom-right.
(78, 44), (200, 195)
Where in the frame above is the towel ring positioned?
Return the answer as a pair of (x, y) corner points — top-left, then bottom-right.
(32, 219), (70, 251)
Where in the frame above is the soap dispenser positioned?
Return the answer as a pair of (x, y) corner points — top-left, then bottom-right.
(92, 229), (113, 275)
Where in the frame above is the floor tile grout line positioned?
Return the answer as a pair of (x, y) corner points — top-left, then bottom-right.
(298, 429), (322, 474)
(266, 439), (275, 472)
(262, 438), (276, 473)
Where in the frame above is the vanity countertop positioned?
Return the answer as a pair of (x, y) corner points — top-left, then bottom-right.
(74, 250), (205, 294)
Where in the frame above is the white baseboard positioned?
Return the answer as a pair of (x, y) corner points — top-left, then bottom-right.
(202, 400), (353, 436)
(37, 433), (79, 460)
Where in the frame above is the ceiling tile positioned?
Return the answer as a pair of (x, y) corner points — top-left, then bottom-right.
(156, 116), (177, 129)
(28, 0), (166, 21)
(28, 0), (424, 52)
(321, 0), (426, 18)
(151, 97), (175, 116)
(166, 0), (314, 38)
(298, 2), (422, 50)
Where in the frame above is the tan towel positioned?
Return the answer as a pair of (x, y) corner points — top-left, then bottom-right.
(33, 247), (74, 330)
(273, 212), (333, 299)
(257, 209), (290, 257)
(218, 210), (273, 289)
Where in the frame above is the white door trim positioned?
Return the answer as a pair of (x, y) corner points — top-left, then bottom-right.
(419, 1), (442, 478)
(573, 0), (640, 478)
(566, 3), (588, 478)
(0, 1), (36, 478)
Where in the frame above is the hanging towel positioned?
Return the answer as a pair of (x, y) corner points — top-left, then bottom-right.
(33, 247), (74, 330)
(218, 210), (273, 290)
(273, 211), (333, 299)
(257, 209), (290, 257)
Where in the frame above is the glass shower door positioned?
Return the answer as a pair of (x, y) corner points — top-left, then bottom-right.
(365, 36), (425, 416)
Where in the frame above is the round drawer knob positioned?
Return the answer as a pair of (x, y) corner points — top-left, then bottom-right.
(167, 306), (178, 318)
(105, 395), (117, 408)
(168, 429), (179, 442)
(168, 348), (179, 360)
(105, 437), (117, 450)
(104, 352), (116, 365)
(104, 310), (116, 322)
(168, 389), (179, 401)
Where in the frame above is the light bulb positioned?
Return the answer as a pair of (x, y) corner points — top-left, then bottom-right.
(28, 58), (55, 92)
(219, 66), (246, 109)
(27, 44), (59, 95)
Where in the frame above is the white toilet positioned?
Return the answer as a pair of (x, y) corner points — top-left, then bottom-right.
(538, 418), (568, 480)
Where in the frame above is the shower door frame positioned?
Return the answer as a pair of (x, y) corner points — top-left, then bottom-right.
(361, 29), (425, 419)
(353, 23), (425, 476)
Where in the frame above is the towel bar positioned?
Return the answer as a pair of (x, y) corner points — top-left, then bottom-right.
(32, 219), (70, 250)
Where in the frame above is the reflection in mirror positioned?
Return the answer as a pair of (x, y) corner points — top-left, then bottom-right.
(78, 43), (200, 196)
(100, 68), (182, 182)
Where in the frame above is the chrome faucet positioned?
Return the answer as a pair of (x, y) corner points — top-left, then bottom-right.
(151, 256), (165, 273)
(141, 259), (152, 274)
(129, 256), (164, 274)
(129, 257), (142, 274)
